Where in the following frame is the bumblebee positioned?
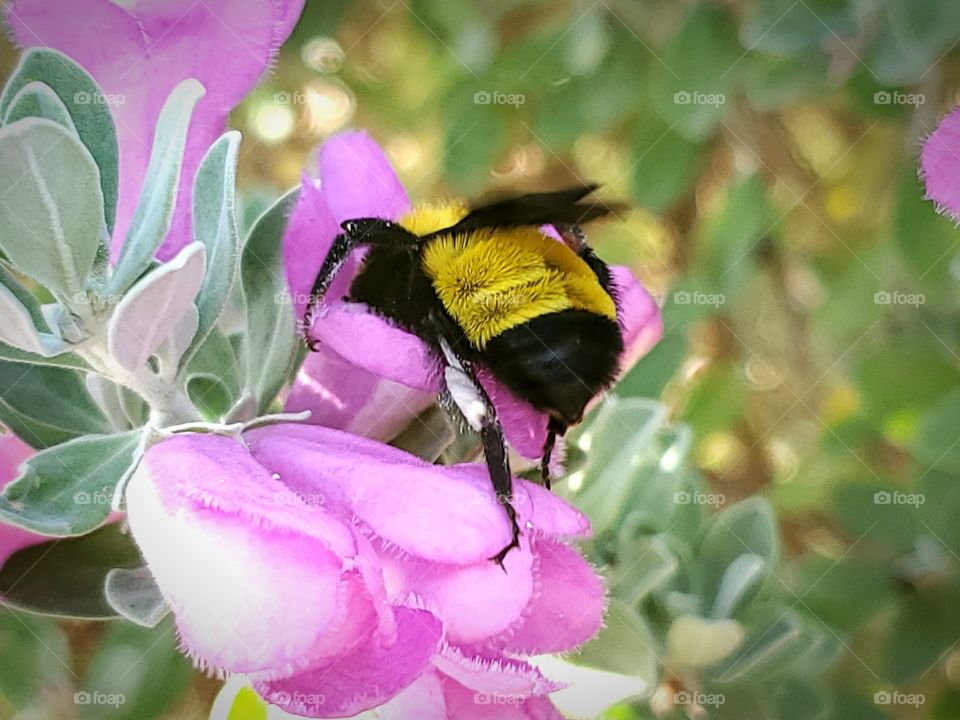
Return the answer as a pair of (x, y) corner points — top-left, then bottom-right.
(304, 185), (623, 565)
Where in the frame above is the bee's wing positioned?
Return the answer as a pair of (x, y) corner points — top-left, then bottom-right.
(439, 184), (625, 234)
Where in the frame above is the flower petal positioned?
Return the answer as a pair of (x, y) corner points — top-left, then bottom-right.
(305, 302), (441, 392)
(378, 671), (447, 720)
(7, 0), (304, 259)
(478, 370), (549, 461)
(284, 326), (435, 441)
(496, 539), (605, 655)
(433, 644), (562, 697)
(922, 106), (960, 223)
(255, 606), (442, 718)
(283, 179), (352, 321)
(611, 265), (663, 369)
(245, 425), (514, 564)
(319, 131), (411, 224)
(440, 673), (566, 720)
(125, 433), (357, 676)
(385, 539), (535, 644)
(448, 464), (592, 540)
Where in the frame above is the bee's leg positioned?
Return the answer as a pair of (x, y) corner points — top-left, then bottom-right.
(480, 415), (521, 568)
(303, 232), (355, 343)
(438, 338), (521, 569)
(539, 418), (568, 490)
(304, 219), (420, 347)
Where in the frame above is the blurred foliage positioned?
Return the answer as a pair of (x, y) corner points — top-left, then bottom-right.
(5, 0), (960, 717)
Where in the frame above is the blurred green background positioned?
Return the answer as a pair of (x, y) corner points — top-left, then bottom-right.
(5, 1), (960, 718)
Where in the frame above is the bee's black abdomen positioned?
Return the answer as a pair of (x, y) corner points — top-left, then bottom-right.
(479, 310), (623, 425)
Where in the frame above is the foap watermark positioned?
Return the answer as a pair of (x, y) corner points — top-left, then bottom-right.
(674, 290), (725, 308)
(275, 289), (314, 307)
(873, 90), (925, 107)
(71, 290), (122, 309)
(474, 692), (524, 706)
(473, 90), (525, 108)
(271, 691), (326, 709)
(673, 90), (725, 107)
(874, 490), (925, 507)
(74, 489), (112, 506)
(675, 691), (725, 708)
(274, 490), (326, 506)
(74, 691), (125, 708)
(874, 691), (924, 708)
(674, 490), (724, 508)
(74, 90), (125, 107)
(274, 90), (309, 105)
(874, 291), (924, 307)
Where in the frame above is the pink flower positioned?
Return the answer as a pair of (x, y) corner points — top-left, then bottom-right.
(922, 106), (960, 223)
(282, 132), (664, 452)
(125, 425), (603, 717)
(0, 432), (43, 572)
(6, 0), (304, 260)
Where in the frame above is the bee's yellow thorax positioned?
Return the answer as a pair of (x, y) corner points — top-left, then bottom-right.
(406, 204), (616, 348)
(399, 200), (469, 236)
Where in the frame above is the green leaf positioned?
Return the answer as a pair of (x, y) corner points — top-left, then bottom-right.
(695, 173), (772, 294)
(443, 102), (505, 193)
(0, 48), (119, 233)
(710, 553), (767, 618)
(0, 608), (70, 710)
(631, 111), (704, 212)
(183, 130), (241, 368)
(108, 242), (206, 372)
(572, 398), (668, 534)
(0, 430), (140, 535)
(240, 188), (300, 414)
(893, 166), (960, 295)
(0, 118), (106, 297)
(740, 0), (854, 58)
(915, 388), (960, 474)
(0, 524), (141, 618)
(855, 342), (959, 423)
(743, 54), (832, 109)
(79, 618), (191, 720)
(649, 4), (741, 140)
(684, 362), (748, 437)
(185, 327), (241, 398)
(882, 585), (960, 683)
(0, 361), (110, 448)
(0, 263), (49, 329)
(104, 567), (167, 628)
(109, 79), (206, 294)
(615, 330), (688, 399)
(707, 608), (809, 683)
(772, 677), (831, 720)
(697, 498), (778, 603)
(864, 18), (935, 86)
(186, 374), (235, 421)
(886, 0), (960, 59)
(0, 341), (90, 371)
(3, 81), (77, 132)
(608, 534), (679, 604)
(573, 599), (658, 684)
(788, 555), (895, 631)
(0, 268), (65, 356)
